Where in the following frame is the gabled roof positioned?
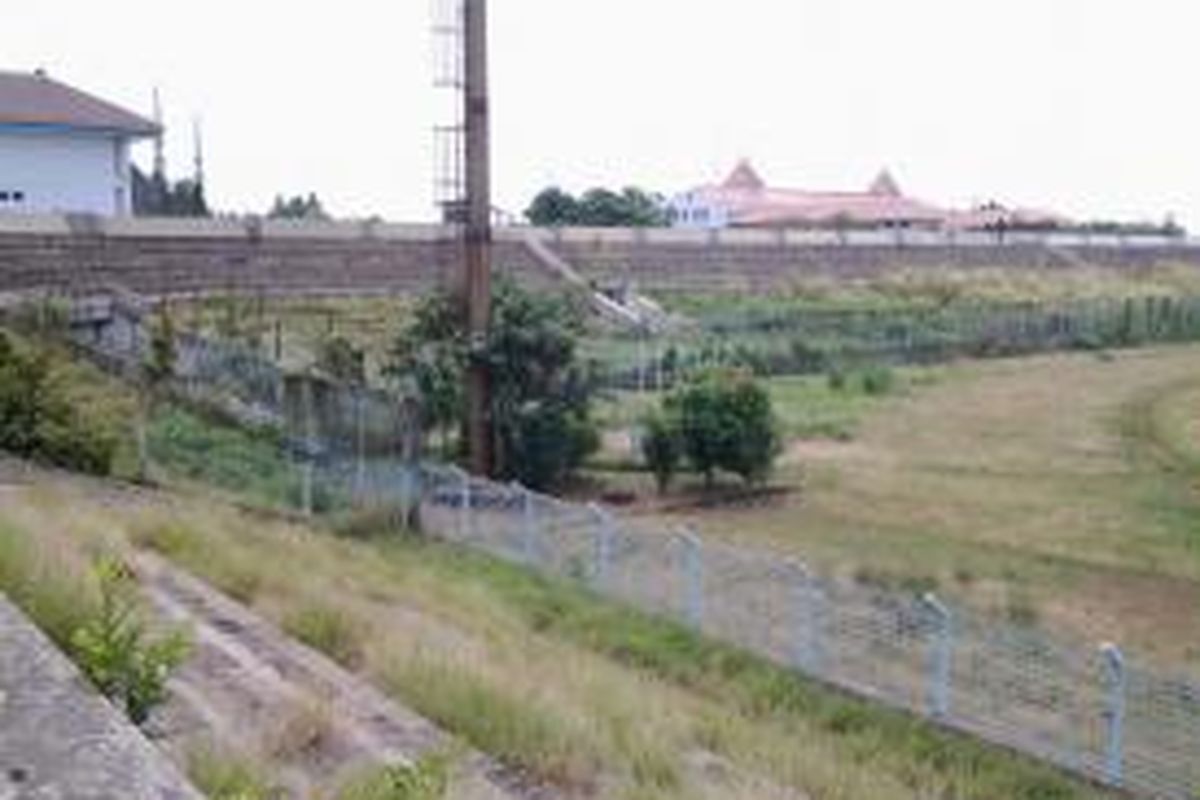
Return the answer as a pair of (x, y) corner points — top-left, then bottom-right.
(869, 169), (901, 197)
(721, 159), (766, 192)
(0, 70), (158, 136)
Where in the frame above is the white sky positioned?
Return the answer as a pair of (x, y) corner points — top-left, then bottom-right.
(9, 1), (1198, 227)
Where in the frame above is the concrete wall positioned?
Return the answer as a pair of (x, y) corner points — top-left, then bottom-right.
(0, 129), (131, 216)
(1, 214), (1198, 298)
(0, 591), (202, 800)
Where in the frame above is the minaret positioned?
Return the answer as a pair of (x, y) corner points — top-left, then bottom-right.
(192, 116), (205, 187)
(152, 88), (166, 180)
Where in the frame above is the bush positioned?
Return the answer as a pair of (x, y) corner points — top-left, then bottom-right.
(860, 364), (896, 396)
(70, 557), (190, 725)
(0, 332), (118, 475)
(666, 370), (781, 486)
(640, 410), (682, 493)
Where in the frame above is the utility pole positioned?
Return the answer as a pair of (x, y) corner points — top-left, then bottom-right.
(462, 0), (492, 475)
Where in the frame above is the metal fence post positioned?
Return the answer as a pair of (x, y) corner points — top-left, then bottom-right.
(589, 503), (614, 589)
(448, 465), (471, 540)
(679, 529), (704, 630)
(300, 376), (316, 516)
(788, 560), (825, 676)
(517, 483), (539, 566)
(1100, 644), (1127, 787)
(922, 593), (953, 719)
(354, 390), (366, 500)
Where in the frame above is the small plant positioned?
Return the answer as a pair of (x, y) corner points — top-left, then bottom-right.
(640, 410), (681, 494)
(860, 364), (896, 396)
(826, 364), (849, 392)
(337, 752), (452, 800)
(70, 557), (190, 725)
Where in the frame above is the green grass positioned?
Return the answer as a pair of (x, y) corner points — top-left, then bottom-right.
(380, 538), (1105, 800)
(378, 656), (599, 790)
(337, 754), (451, 800)
(767, 371), (903, 440)
(147, 407), (301, 508)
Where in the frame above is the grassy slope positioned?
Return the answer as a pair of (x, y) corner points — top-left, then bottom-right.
(0, 476), (1113, 800)
(654, 345), (1200, 668)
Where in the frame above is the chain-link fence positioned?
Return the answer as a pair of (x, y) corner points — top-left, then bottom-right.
(15, 292), (1200, 798)
(413, 465), (1200, 800)
(590, 294), (1200, 391)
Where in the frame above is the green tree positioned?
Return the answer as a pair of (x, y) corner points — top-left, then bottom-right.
(268, 193), (330, 221)
(386, 280), (599, 489)
(525, 186), (579, 227)
(524, 185), (668, 227)
(131, 166), (210, 217)
(316, 335), (366, 385)
(666, 369), (781, 487)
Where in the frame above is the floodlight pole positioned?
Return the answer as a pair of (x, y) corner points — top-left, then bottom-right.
(463, 0), (493, 475)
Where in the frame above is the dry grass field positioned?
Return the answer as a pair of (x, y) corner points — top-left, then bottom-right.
(645, 345), (1200, 669)
(0, 468), (1112, 800)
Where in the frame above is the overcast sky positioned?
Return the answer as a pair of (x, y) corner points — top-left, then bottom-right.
(9, 1), (1197, 227)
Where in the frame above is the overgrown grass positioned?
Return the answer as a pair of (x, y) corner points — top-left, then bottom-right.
(186, 742), (281, 800)
(387, 540), (1103, 800)
(282, 602), (368, 669)
(0, 520), (99, 648)
(378, 657), (599, 790)
(5, 473), (1120, 799)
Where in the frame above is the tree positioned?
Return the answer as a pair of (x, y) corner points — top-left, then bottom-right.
(131, 166), (210, 217)
(663, 369), (781, 487)
(524, 185), (668, 227)
(386, 279), (599, 489)
(269, 193), (330, 221)
(525, 187), (579, 227)
(316, 335), (365, 385)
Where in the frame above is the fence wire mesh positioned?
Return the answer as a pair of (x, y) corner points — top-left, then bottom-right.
(415, 465), (1200, 800)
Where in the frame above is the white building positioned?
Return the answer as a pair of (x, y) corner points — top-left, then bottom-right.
(0, 70), (158, 216)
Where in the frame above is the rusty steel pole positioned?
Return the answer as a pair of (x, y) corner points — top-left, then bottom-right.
(463, 0), (493, 475)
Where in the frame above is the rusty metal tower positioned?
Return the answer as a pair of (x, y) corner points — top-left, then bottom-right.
(433, 0), (493, 474)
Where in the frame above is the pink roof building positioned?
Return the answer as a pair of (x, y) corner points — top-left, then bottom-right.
(667, 160), (1070, 232)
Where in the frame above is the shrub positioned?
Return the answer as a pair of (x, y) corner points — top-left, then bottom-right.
(860, 364), (896, 396)
(826, 365), (849, 392)
(70, 557), (191, 725)
(0, 332), (118, 475)
(640, 410), (682, 494)
(666, 369), (781, 486)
